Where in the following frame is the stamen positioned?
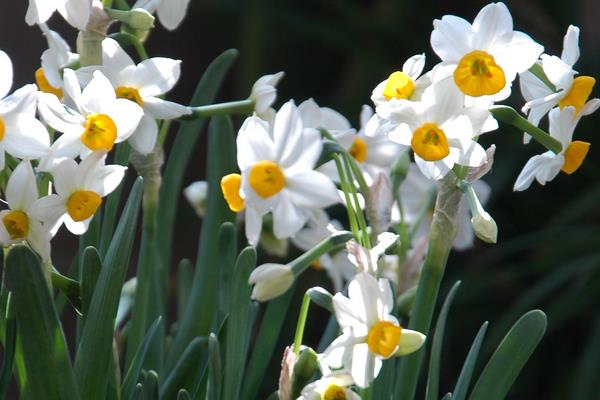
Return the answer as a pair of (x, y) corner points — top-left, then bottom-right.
(249, 161), (286, 199)
(454, 50), (506, 97)
(115, 86), (144, 107)
(67, 190), (102, 222)
(81, 113), (118, 151)
(367, 320), (402, 358)
(411, 122), (450, 161)
(383, 71), (415, 100)
(2, 210), (29, 240)
(323, 384), (348, 400)
(348, 137), (368, 163)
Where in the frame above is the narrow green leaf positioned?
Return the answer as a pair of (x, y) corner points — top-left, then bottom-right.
(573, 315), (600, 399)
(241, 285), (295, 400)
(74, 178), (143, 400)
(160, 337), (208, 399)
(177, 389), (191, 400)
(223, 247), (256, 400)
(80, 247), (102, 323)
(0, 303), (16, 400)
(122, 317), (163, 400)
(177, 259), (193, 322)
(452, 322), (489, 400)
(306, 287), (333, 312)
(207, 333), (222, 400)
(425, 281), (461, 400)
(156, 48), (238, 278)
(5, 246), (79, 400)
(166, 115), (237, 370)
(141, 371), (159, 400)
(468, 310), (547, 400)
(218, 222), (237, 317)
(51, 270), (82, 314)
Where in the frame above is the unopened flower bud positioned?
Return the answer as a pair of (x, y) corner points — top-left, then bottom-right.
(471, 210), (498, 244)
(367, 172), (393, 237)
(395, 328), (426, 356)
(248, 263), (294, 302)
(128, 8), (155, 30)
(183, 181), (207, 217)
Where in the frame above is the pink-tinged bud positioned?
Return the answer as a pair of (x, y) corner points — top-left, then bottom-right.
(366, 172), (393, 236)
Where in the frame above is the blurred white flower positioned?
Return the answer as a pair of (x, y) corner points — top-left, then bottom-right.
(30, 152), (126, 235)
(26, 0), (92, 31)
(514, 106), (590, 191)
(36, 25), (79, 99)
(321, 272), (425, 388)
(0, 161), (52, 262)
(371, 53), (431, 107)
(133, 0), (190, 30)
(184, 181), (207, 217)
(250, 72), (285, 121)
(248, 263), (294, 302)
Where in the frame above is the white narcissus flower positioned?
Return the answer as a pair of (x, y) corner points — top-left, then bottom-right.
(250, 72), (285, 121)
(0, 50), (50, 169)
(520, 25), (599, 142)
(220, 100), (339, 245)
(346, 232), (398, 275)
(184, 181), (207, 217)
(430, 2), (543, 101)
(37, 69), (143, 168)
(382, 79), (494, 180)
(0, 161), (52, 262)
(291, 210), (355, 292)
(26, 0), (91, 31)
(321, 272), (426, 388)
(514, 106), (590, 191)
(248, 263), (294, 302)
(133, 0), (190, 30)
(78, 38), (190, 154)
(371, 53), (431, 107)
(298, 373), (361, 400)
(30, 152), (126, 235)
(36, 25), (79, 99)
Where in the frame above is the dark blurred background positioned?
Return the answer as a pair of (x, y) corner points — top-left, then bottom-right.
(2, 0), (600, 398)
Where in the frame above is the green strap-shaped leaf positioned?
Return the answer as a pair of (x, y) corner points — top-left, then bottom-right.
(166, 115), (237, 370)
(223, 247), (256, 400)
(160, 337), (207, 399)
(5, 246), (80, 400)
(241, 285), (295, 400)
(218, 222), (237, 317)
(207, 333), (222, 400)
(141, 371), (159, 400)
(468, 310), (547, 400)
(74, 178), (143, 400)
(122, 317), (163, 400)
(573, 315), (600, 399)
(156, 48), (238, 279)
(452, 322), (489, 400)
(80, 247), (102, 324)
(0, 302), (16, 400)
(425, 281), (461, 400)
(176, 259), (193, 322)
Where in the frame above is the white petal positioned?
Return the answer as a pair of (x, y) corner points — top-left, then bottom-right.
(36, 92), (84, 134)
(29, 194), (66, 228)
(402, 53), (426, 80)
(3, 116), (51, 160)
(513, 152), (561, 191)
(130, 58), (182, 97)
(541, 55), (574, 90)
(80, 71), (116, 114)
(27, 220), (52, 262)
(332, 293), (366, 329)
(0, 51), (12, 100)
(272, 195), (306, 239)
(472, 2), (513, 50)
(351, 344), (381, 388)
(273, 101), (304, 166)
(127, 115), (157, 155)
(142, 97), (190, 119)
(285, 171), (339, 208)
(580, 99), (600, 116)
(6, 161), (37, 210)
(62, 69), (84, 113)
(501, 31), (544, 75)
(430, 15), (472, 62)
(236, 116), (274, 170)
(348, 272), (382, 327)
(49, 157), (78, 196)
(415, 155), (452, 180)
(157, 0), (190, 30)
(561, 25), (580, 66)
(244, 206), (263, 246)
(452, 140), (487, 167)
(26, 0), (56, 26)
(57, 0), (91, 31)
(101, 99), (143, 141)
(101, 38), (135, 72)
(519, 69), (553, 103)
(90, 164), (127, 197)
(64, 215), (92, 235)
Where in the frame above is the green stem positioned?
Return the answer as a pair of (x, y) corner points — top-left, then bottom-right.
(333, 154), (360, 240)
(156, 119), (172, 148)
(293, 293), (311, 354)
(489, 106), (563, 154)
(289, 231), (354, 277)
(394, 173), (463, 400)
(108, 32), (149, 60)
(102, 0), (113, 8)
(77, 30), (105, 66)
(342, 154), (371, 249)
(182, 99), (255, 120)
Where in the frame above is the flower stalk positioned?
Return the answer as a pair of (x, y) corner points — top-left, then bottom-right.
(183, 99), (255, 120)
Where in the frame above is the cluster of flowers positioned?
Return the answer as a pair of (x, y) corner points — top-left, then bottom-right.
(207, 2), (597, 397)
(0, 0), (193, 263)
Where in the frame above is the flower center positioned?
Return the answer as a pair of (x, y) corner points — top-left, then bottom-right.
(348, 137), (368, 163)
(81, 113), (118, 152)
(221, 173), (245, 212)
(0, 117), (5, 142)
(558, 76), (596, 114)
(383, 71), (415, 100)
(67, 190), (102, 222)
(2, 210), (29, 240)
(249, 160), (286, 199)
(35, 67), (63, 99)
(367, 320), (402, 358)
(561, 140), (590, 175)
(323, 384), (347, 400)
(454, 50), (506, 97)
(411, 122), (450, 161)
(115, 85), (144, 107)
